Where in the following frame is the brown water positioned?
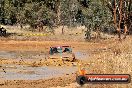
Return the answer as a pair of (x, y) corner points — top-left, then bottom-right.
(0, 64), (77, 80)
(0, 51), (88, 80)
(0, 50), (89, 60)
(0, 51), (47, 59)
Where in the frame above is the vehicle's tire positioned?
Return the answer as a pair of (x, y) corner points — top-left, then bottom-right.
(76, 75), (87, 85)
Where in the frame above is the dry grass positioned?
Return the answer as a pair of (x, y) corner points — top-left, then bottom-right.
(78, 37), (132, 88)
(0, 25), (132, 87)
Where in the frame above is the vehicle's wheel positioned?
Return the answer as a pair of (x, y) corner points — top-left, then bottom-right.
(76, 75), (87, 85)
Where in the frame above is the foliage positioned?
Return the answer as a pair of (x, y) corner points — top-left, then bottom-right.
(0, 0), (131, 38)
(82, 0), (113, 40)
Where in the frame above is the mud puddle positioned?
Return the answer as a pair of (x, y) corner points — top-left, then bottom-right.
(0, 51), (88, 80)
(0, 64), (77, 80)
(74, 51), (89, 60)
(0, 50), (89, 60)
(0, 51), (47, 59)
(0, 51), (17, 59)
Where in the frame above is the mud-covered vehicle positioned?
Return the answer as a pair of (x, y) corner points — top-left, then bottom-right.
(49, 46), (75, 62)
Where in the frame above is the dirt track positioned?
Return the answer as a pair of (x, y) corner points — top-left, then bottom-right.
(0, 36), (132, 88)
(0, 40), (108, 51)
(0, 39), (111, 88)
(0, 40), (109, 67)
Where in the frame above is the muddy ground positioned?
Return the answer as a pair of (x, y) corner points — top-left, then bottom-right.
(0, 27), (132, 88)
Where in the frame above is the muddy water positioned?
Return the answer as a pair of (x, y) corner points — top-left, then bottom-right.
(0, 51), (89, 60)
(0, 51), (47, 59)
(0, 51), (88, 80)
(0, 64), (77, 80)
(74, 51), (89, 60)
(0, 51), (17, 59)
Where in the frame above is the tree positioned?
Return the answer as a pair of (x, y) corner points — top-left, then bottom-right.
(79, 0), (111, 40)
(103, 0), (132, 40)
(0, 0), (5, 24)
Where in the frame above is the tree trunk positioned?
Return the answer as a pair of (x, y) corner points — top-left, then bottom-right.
(118, 0), (123, 40)
(113, 0), (120, 38)
(20, 24), (23, 29)
(123, 24), (128, 39)
(113, 0), (117, 28)
(62, 25), (64, 35)
(56, 0), (61, 26)
(106, 0), (131, 40)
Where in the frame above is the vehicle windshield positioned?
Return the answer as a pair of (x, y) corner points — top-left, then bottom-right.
(50, 47), (72, 54)
(63, 47), (71, 53)
(57, 47), (63, 53)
